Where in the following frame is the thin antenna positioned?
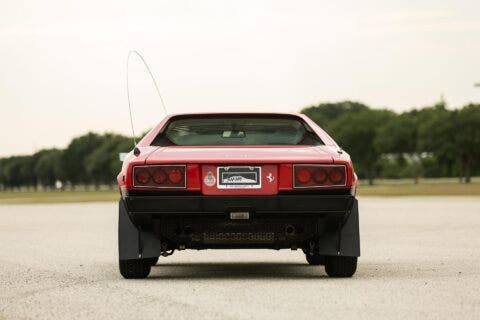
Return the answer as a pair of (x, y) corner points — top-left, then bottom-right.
(126, 50), (168, 146)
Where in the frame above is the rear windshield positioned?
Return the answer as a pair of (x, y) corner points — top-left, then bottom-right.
(152, 115), (323, 146)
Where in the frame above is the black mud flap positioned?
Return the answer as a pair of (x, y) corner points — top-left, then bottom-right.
(118, 199), (162, 260)
(317, 198), (360, 257)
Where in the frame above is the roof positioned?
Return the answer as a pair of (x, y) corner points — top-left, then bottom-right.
(165, 111), (304, 117)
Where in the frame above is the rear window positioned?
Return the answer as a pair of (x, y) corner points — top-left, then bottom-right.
(152, 115), (323, 146)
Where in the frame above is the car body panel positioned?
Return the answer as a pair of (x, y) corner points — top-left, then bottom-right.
(145, 145), (334, 164)
(117, 112), (360, 270)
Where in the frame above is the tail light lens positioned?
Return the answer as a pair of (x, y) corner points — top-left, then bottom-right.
(295, 168), (312, 184)
(135, 168), (151, 184)
(293, 164), (346, 188)
(133, 165), (186, 188)
(168, 168), (183, 184)
(151, 167), (167, 184)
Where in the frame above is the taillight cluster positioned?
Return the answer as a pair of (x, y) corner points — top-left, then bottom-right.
(293, 164), (346, 188)
(133, 165), (186, 188)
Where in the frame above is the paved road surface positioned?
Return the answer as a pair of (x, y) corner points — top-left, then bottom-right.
(1, 197), (479, 319)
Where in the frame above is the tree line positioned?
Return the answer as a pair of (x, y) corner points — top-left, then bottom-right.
(0, 101), (478, 190)
(0, 133), (133, 190)
(303, 101), (479, 184)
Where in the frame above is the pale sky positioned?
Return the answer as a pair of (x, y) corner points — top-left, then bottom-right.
(1, 0), (479, 156)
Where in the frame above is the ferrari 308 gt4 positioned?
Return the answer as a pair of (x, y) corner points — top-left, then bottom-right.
(117, 113), (360, 278)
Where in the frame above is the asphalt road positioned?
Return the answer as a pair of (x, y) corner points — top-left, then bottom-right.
(1, 197), (479, 320)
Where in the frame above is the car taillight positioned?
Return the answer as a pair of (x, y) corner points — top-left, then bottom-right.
(133, 165), (186, 188)
(135, 168), (151, 184)
(151, 167), (167, 184)
(168, 168), (183, 184)
(293, 164), (346, 188)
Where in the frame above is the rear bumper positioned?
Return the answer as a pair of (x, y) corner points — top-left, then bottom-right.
(118, 194), (360, 259)
(125, 194), (354, 218)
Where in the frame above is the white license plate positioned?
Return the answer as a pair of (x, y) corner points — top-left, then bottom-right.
(217, 166), (261, 189)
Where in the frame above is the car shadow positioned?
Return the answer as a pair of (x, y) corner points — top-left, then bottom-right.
(149, 262), (329, 280)
(146, 260), (448, 280)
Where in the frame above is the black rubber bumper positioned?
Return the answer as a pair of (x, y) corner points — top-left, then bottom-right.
(125, 194), (354, 217)
(118, 194), (360, 260)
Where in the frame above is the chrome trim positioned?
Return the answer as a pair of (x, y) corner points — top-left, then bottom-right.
(133, 164), (187, 189)
(292, 164), (347, 188)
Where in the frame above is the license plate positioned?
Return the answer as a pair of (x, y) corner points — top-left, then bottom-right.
(217, 166), (261, 189)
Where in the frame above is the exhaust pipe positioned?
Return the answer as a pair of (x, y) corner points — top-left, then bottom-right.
(285, 225), (296, 236)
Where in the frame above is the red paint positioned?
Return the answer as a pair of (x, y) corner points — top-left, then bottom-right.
(187, 164), (201, 190)
(278, 164), (293, 190)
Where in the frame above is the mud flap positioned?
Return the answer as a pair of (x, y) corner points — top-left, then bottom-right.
(118, 199), (162, 260)
(317, 198), (360, 257)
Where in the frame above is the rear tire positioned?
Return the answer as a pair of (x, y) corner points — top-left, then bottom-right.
(325, 256), (357, 277)
(305, 253), (324, 266)
(119, 259), (151, 279)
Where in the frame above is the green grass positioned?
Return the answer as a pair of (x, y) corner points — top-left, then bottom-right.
(0, 190), (120, 204)
(357, 182), (480, 196)
(0, 181), (479, 204)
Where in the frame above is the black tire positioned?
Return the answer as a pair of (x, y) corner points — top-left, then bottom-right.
(147, 257), (159, 266)
(305, 253), (325, 266)
(324, 256), (357, 277)
(119, 259), (151, 279)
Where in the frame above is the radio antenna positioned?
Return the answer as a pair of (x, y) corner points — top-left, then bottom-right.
(126, 50), (168, 146)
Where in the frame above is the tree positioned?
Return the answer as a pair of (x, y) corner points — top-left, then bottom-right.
(302, 101), (369, 132)
(34, 149), (64, 188)
(328, 109), (395, 185)
(376, 112), (417, 155)
(452, 104), (480, 183)
(376, 112), (421, 182)
(85, 134), (132, 187)
(417, 104), (458, 179)
(62, 132), (102, 187)
(0, 158), (7, 190)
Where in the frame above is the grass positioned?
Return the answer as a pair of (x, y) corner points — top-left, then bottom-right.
(357, 182), (480, 196)
(0, 190), (120, 205)
(0, 181), (479, 204)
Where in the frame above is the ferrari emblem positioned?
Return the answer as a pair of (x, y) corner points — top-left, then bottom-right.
(267, 173), (275, 183)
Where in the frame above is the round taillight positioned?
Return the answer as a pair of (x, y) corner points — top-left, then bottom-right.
(329, 167), (345, 184)
(152, 168), (167, 184)
(168, 169), (183, 184)
(135, 168), (151, 184)
(296, 168), (311, 184)
(313, 168), (328, 183)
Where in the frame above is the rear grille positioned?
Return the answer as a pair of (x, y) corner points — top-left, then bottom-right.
(203, 232), (275, 244)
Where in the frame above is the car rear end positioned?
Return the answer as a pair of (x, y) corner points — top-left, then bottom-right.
(117, 113), (360, 278)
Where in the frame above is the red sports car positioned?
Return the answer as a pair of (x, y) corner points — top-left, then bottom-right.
(117, 113), (360, 278)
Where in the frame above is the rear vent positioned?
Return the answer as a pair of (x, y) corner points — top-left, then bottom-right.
(203, 232), (275, 244)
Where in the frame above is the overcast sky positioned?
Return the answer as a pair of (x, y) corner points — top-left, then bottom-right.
(1, 0), (479, 156)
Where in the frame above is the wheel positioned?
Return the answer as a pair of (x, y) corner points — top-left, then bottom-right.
(119, 259), (151, 279)
(324, 256), (357, 278)
(305, 253), (325, 265)
(147, 257), (159, 266)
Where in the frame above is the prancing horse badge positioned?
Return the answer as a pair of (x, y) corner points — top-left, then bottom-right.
(266, 173), (275, 183)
